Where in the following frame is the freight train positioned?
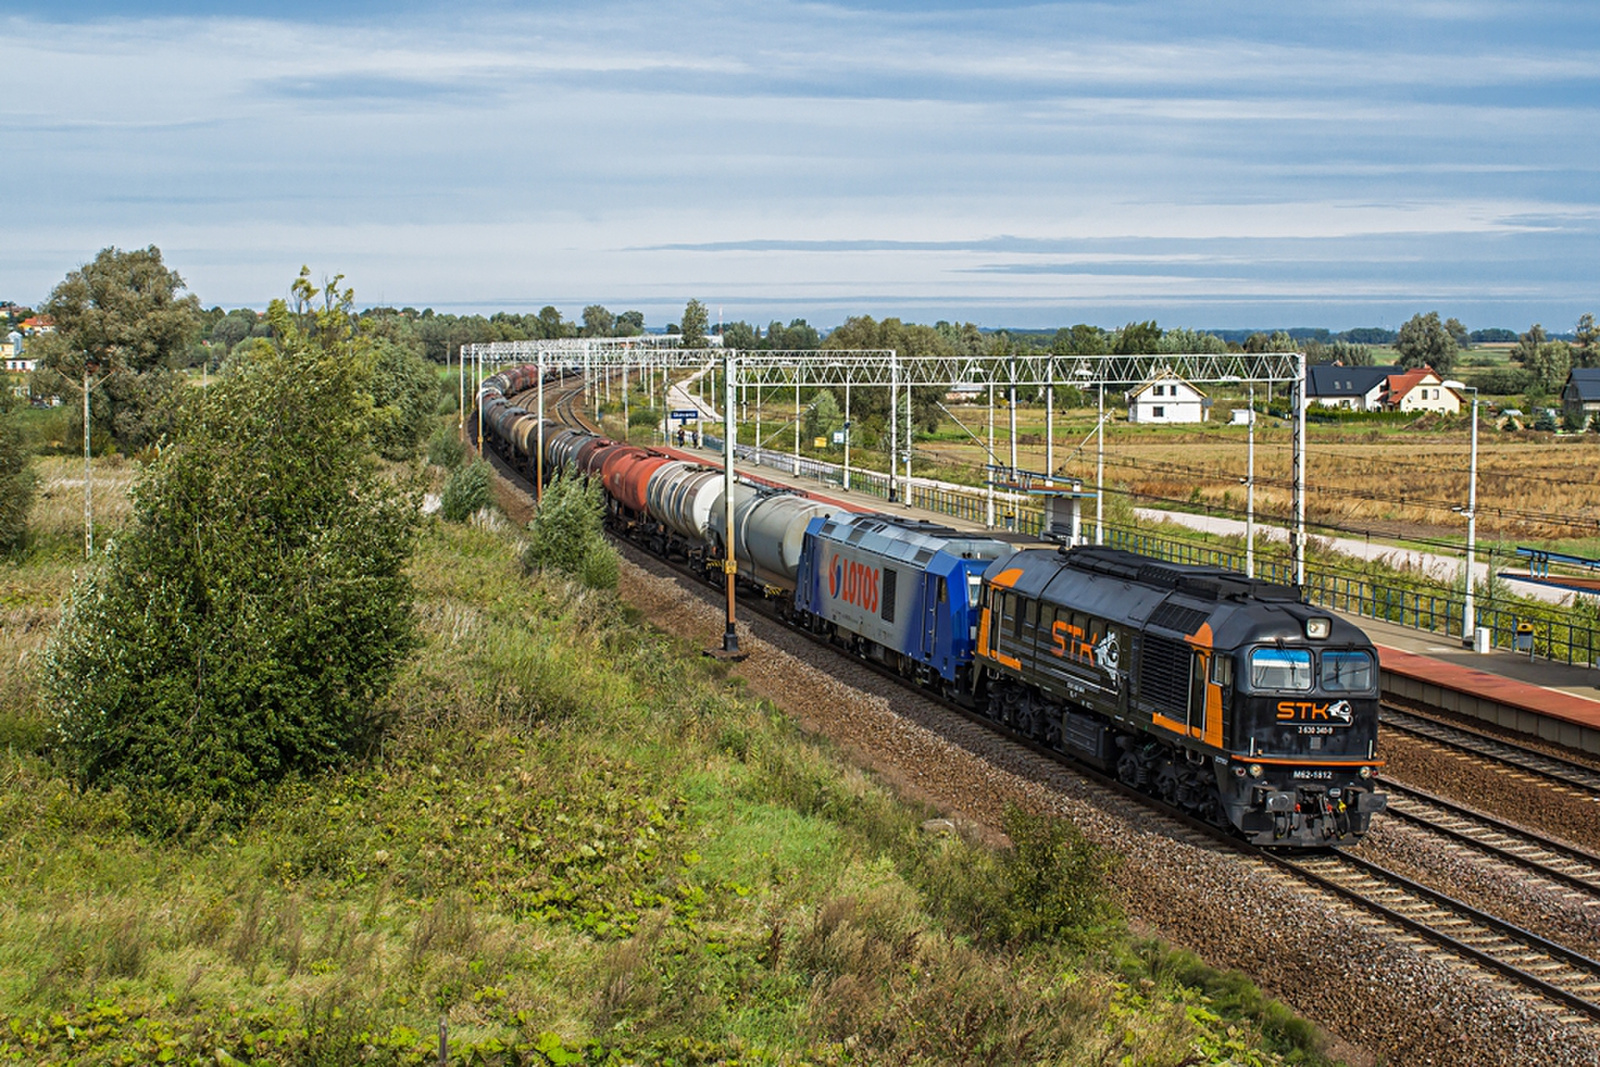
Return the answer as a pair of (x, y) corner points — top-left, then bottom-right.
(475, 365), (1387, 846)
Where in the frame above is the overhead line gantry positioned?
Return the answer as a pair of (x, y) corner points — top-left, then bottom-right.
(461, 339), (1310, 585)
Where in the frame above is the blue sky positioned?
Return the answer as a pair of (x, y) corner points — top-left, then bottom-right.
(3, 2), (1597, 332)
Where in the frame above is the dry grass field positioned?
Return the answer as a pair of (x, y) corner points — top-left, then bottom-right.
(871, 402), (1600, 556)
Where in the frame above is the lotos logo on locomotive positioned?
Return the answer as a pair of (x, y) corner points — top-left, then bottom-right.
(827, 553), (880, 612)
(1276, 700), (1354, 724)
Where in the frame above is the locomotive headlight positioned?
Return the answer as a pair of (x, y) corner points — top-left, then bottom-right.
(1247, 763), (1263, 779)
(1305, 617), (1332, 640)
(1358, 765), (1373, 779)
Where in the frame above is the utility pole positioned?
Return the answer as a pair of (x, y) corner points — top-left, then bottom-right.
(710, 347), (744, 660)
(843, 381), (852, 491)
(1096, 384), (1105, 545)
(986, 382), (995, 529)
(83, 361), (94, 558)
(889, 355), (899, 503)
(1246, 384), (1256, 578)
(536, 350), (546, 504)
(1293, 351), (1307, 587)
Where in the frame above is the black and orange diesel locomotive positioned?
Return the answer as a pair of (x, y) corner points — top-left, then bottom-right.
(974, 545), (1386, 846)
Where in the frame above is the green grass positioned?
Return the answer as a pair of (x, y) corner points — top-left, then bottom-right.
(0, 458), (1343, 1064)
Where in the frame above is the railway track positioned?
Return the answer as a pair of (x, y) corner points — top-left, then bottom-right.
(1273, 849), (1600, 1025)
(1379, 779), (1600, 895)
(1381, 704), (1600, 795)
(516, 379), (1600, 1027)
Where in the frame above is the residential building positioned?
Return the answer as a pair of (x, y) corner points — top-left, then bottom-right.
(1127, 369), (1208, 423)
(1306, 364), (1392, 411)
(1562, 369), (1600, 426)
(2, 331), (33, 372)
(1385, 367), (1461, 414)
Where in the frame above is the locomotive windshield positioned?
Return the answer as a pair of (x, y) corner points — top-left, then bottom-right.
(1249, 648), (1312, 690)
(1319, 650), (1375, 692)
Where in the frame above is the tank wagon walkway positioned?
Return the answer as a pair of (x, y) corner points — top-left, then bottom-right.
(654, 437), (1600, 756)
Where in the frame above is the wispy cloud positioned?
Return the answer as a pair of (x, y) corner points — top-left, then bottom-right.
(1, 1), (1596, 329)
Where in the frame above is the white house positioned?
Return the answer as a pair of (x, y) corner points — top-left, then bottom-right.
(1127, 370), (1208, 423)
(1307, 364), (1391, 411)
(1384, 367), (1461, 415)
(2, 331), (32, 373)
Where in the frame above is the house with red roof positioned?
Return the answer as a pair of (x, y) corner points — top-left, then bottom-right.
(1383, 366), (1460, 414)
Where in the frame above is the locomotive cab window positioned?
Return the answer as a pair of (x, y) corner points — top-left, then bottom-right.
(1210, 654), (1233, 688)
(1248, 648), (1312, 690)
(1320, 650), (1374, 692)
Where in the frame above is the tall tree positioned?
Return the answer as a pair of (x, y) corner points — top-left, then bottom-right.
(615, 310), (645, 337)
(1158, 327), (1227, 354)
(1052, 324), (1108, 355)
(41, 245), (201, 375)
(1574, 313), (1598, 369)
(1395, 311), (1458, 373)
(720, 321), (758, 349)
(1243, 330), (1297, 354)
(581, 304), (615, 337)
(680, 299), (709, 348)
(1527, 339), (1572, 392)
(535, 305), (571, 340)
(34, 245), (202, 449)
(1513, 323), (1548, 364)
(1444, 316), (1471, 352)
(1113, 320), (1163, 354)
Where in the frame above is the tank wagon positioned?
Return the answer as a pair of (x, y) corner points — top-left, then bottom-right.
(475, 364), (1386, 847)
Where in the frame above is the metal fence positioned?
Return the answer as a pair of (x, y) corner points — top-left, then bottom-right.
(1103, 527), (1600, 669)
(701, 439), (1600, 668)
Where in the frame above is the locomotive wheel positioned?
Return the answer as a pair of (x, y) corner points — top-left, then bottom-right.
(1116, 750), (1148, 789)
(1154, 761), (1180, 803)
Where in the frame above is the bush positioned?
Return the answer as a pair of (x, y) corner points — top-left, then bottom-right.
(440, 459), (493, 522)
(920, 805), (1117, 950)
(521, 473), (619, 590)
(628, 406), (660, 428)
(427, 423), (465, 470)
(0, 393), (34, 552)
(44, 274), (421, 831)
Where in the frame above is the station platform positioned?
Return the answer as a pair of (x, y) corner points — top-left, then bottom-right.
(655, 437), (1600, 756)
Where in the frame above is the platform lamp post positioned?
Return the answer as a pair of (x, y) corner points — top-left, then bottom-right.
(1445, 381), (1480, 645)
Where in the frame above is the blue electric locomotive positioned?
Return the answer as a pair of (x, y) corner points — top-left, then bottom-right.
(794, 513), (1010, 689)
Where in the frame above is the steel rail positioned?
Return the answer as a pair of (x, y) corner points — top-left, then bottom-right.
(1275, 850), (1600, 1022)
(1381, 705), (1600, 794)
(1378, 779), (1600, 894)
